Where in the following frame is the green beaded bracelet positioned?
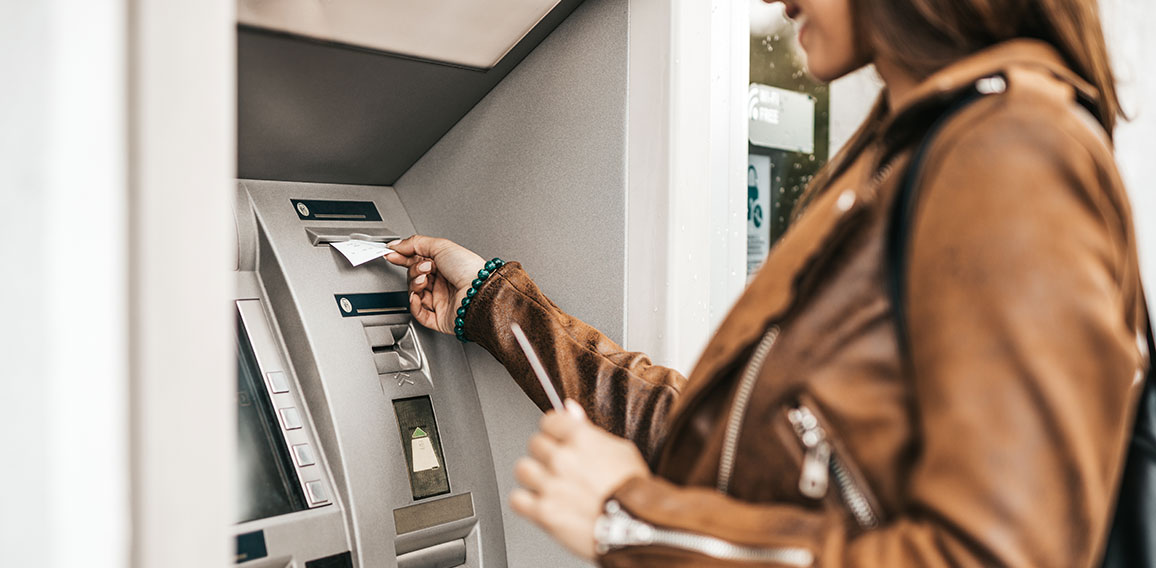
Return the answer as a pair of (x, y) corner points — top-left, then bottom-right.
(455, 258), (505, 342)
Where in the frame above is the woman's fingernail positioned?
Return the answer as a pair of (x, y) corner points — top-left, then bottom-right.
(414, 274), (426, 286)
(387, 239), (402, 247)
(564, 399), (586, 419)
(418, 261), (432, 273)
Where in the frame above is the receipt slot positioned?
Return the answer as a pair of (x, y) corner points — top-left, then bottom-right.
(233, 180), (506, 567)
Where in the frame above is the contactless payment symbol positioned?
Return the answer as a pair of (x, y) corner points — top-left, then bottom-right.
(339, 297), (353, 313)
(297, 202), (311, 217)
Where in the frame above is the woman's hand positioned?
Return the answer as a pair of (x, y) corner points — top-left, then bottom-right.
(510, 401), (651, 560)
(384, 235), (486, 334)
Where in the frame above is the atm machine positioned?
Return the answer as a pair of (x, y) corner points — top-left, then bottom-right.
(232, 182), (505, 568)
(230, 1), (588, 566)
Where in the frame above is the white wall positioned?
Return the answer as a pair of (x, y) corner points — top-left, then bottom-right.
(1101, 0), (1156, 287)
(625, 0), (750, 375)
(129, 1), (236, 566)
(1, 2), (130, 566)
(1, 2), (235, 567)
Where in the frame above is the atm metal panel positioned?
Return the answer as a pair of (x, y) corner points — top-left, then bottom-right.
(237, 180), (506, 567)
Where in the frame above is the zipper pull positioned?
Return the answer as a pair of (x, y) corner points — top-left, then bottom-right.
(595, 500), (656, 554)
(788, 407), (830, 499)
(799, 439), (831, 498)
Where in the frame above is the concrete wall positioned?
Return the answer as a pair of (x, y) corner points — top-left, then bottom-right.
(394, 0), (628, 566)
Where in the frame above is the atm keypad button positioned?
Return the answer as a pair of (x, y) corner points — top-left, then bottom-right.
(292, 443), (317, 467)
(266, 371), (290, 394)
(305, 480), (328, 505)
(279, 407), (304, 430)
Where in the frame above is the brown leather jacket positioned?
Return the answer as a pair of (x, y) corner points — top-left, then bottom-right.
(462, 40), (1148, 567)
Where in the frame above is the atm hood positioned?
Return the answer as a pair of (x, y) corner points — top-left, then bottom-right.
(238, 0), (585, 185)
(239, 0), (566, 70)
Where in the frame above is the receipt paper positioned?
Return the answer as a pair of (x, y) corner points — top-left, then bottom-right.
(331, 239), (394, 267)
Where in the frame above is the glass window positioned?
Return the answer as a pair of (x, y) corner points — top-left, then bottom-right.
(747, 4), (830, 277)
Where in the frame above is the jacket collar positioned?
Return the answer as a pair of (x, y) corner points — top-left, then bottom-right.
(879, 39), (1100, 151)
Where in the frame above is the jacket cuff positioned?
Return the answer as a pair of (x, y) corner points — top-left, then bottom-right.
(460, 261), (526, 349)
(598, 476), (835, 567)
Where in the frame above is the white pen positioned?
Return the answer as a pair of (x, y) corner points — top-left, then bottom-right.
(510, 322), (566, 412)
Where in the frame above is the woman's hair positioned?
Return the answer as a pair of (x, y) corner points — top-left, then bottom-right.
(860, 0), (1120, 132)
(802, 0), (1121, 211)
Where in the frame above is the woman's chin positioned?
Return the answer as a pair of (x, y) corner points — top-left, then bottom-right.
(802, 65), (840, 83)
(804, 58), (867, 84)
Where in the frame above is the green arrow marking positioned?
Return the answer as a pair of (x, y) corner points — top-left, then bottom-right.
(412, 427), (428, 439)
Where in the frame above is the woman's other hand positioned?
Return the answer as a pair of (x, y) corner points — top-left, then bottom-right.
(384, 235), (486, 334)
(510, 401), (651, 560)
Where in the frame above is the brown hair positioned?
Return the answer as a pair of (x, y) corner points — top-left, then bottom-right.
(861, 0), (1120, 132)
(803, 0), (1122, 210)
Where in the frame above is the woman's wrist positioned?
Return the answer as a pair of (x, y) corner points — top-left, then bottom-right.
(454, 257), (506, 342)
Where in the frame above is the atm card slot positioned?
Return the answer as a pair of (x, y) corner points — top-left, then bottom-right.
(367, 323), (422, 374)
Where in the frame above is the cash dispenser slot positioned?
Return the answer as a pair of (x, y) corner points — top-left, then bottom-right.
(305, 226), (400, 247)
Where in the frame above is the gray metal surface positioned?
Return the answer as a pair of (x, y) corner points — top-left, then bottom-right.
(394, 0), (628, 566)
(237, 0), (584, 186)
(236, 180), (506, 567)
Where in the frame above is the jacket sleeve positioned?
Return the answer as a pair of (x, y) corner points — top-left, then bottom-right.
(597, 109), (1146, 567)
(462, 262), (685, 462)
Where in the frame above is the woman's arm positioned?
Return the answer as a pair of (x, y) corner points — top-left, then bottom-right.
(463, 261), (685, 463)
(386, 237), (686, 462)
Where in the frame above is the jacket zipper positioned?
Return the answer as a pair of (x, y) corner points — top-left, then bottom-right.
(787, 405), (881, 530)
(595, 500), (814, 567)
(717, 326), (781, 494)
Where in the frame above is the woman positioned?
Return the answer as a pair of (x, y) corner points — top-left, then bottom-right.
(386, 0), (1146, 565)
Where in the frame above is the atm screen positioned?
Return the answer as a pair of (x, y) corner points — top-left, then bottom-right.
(236, 321), (307, 523)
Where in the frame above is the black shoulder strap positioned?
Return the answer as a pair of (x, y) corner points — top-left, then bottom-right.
(882, 78), (1156, 568)
(1104, 311), (1156, 567)
(885, 86), (986, 354)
